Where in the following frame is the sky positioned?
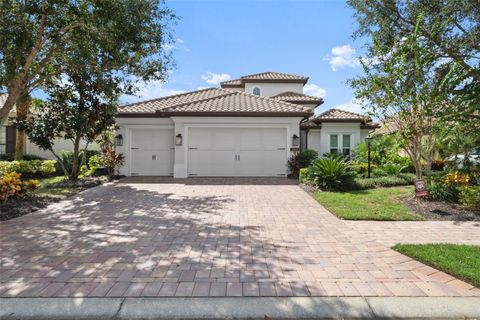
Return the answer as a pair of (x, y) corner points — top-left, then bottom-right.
(122, 0), (368, 114)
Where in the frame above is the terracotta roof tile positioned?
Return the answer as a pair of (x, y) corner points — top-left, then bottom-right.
(220, 71), (308, 87)
(272, 91), (323, 104)
(118, 88), (312, 116)
(313, 109), (367, 122)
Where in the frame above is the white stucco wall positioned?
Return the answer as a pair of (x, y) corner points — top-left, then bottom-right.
(25, 138), (99, 160)
(244, 83), (303, 96)
(306, 129), (322, 155)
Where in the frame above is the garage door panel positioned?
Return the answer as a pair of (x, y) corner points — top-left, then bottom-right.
(130, 128), (174, 176)
(263, 128), (286, 149)
(238, 130), (263, 150)
(263, 150), (287, 176)
(188, 149), (236, 176)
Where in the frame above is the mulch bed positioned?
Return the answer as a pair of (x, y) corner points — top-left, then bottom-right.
(0, 194), (60, 221)
(0, 178), (105, 221)
(402, 196), (480, 221)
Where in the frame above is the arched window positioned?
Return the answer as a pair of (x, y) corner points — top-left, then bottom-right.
(252, 87), (261, 96)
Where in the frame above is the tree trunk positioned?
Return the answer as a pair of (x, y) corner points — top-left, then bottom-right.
(14, 90), (32, 160)
(70, 136), (81, 181)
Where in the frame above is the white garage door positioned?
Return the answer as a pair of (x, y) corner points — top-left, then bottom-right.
(130, 128), (174, 176)
(188, 127), (287, 177)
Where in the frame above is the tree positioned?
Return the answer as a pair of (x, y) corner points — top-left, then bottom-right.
(350, 15), (448, 179)
(15, 72), (117, 180)
(0, 0), (176, 159)
(348, 0), (480, 127)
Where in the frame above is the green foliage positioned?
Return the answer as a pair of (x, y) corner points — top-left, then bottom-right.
(426, 182), (460, 203)
(459, 186), (480, 213)
(353, 173), (416, 190)
(0, 0), (177, 119)
(353, 134), (407, 166)
(299, 168), (310, 183)
(0, 160), (56, 177)
(288, 149), (319, 177)
(381, 163), (408, 176)
(80, 154), (103, 177)
(350, 162), (377, 177)
(348, 0), (480, 131)
(308, 156), (355, 191)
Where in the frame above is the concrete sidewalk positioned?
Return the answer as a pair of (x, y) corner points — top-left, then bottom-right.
(1, 297), (479, 319)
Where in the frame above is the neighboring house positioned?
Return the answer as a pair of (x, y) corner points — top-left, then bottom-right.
(115, 71), (376, 178)
(0, 94), (95, 159)
(300, 109), (378, 157)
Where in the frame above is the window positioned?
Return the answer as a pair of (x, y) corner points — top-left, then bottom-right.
(329, 134), (338, 154)
(342, 134), (351, 157)
(252, 87), (261, 96)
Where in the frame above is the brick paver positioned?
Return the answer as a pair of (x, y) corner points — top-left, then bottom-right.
(1, 177), (479, 297)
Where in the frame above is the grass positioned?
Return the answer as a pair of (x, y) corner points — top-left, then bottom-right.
(393, 244), (480, 287)
(37, 176), (86, 198)
(312, 186), (423, 221)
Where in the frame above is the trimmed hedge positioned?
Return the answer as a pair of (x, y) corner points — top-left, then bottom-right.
(352, 173), (416, 190)
(0, 160), (57, 177)
(299, 167), (310, 183)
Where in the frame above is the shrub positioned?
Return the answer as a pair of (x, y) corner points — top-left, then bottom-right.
(350, 162), (378, 177)
(0, 160), (56, 177)
(431, 159), (446, 171)
(426, 182), (460, 202)
(444, 171), (470, 186)
(287, 149), (319, 177)
(101, 146), (125, 181)
(0, 172), (40, 202)
(353, 173), (416, 190)
(299, 168), (310, 183)
(308, 156), (355, 191)
(56, 150), (100, 175)
(459, 186), (480, 212)
(80, 154), (104, 177)
(381, 163), (408, 175)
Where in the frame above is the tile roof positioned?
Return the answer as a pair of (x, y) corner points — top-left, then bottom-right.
(313, 109), (367, 122)
(118, 88), (312, 116)
(221, 72), (308, 87)
(272, 91), (323, 104)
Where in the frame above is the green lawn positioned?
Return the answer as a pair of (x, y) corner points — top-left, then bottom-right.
(312, 186), (422, 221)
(393, 244), (480, 287)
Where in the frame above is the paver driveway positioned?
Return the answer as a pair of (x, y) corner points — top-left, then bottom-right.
(1, 177), (479, 298)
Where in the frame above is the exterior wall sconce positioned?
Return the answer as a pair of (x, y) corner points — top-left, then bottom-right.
(115, 134), (123, 147)
(175, 134), (183, 146)
(292, 134), (299, 147)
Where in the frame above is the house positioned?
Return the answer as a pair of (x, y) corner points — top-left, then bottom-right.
(1, 72), (377, 175)
(115, 72), (376, 178)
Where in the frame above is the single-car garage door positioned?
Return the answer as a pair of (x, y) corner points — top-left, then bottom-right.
(188, 127), (287, 176)
(129, 128), (174, 176)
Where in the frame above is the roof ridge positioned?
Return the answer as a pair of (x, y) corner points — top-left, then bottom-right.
(158, 89), (237, 112)
(272, 91), (319, 98)
(120, 87), (217, 108)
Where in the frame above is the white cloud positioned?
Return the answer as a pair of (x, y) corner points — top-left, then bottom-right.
(331, 98), (365, 114)
(196, 86), (209, 90)
(303, 84), (326, 98)
(324, 45), (360, 71)
(121, 79), (185, 104)
(162, 43), (176, 51)
(176, 38), (184, 44)
(201, 72), (231, 85)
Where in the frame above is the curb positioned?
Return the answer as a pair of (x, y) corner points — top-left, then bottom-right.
(0, 297), (479, 319)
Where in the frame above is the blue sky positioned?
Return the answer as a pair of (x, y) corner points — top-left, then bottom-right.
(123, 0), (367, 114)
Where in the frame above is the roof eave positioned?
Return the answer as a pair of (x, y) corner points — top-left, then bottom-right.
(117, 111), (312, 118)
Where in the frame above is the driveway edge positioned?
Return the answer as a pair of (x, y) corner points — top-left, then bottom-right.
(1, 297), (479, 319)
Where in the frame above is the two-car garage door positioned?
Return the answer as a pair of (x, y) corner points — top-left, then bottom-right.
(187, 127), (287, 177)
(129, 127), (288, 177)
